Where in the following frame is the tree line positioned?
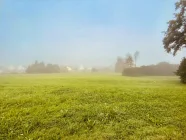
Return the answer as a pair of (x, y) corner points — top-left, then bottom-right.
(26, 61), (61, 73)
(123, 62), (179, 76)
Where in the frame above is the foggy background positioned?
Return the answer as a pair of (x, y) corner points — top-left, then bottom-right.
(0, 0), (185, 67)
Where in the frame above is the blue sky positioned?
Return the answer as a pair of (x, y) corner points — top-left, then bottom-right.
(0, 0), (185, 67)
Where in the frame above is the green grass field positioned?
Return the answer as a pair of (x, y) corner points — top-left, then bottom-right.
(0, 73), (186, 140)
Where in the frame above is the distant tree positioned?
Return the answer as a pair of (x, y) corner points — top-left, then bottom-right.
(115, 56), (125, 73)
(175, 57), (186, 83)
(134, 51), (140, 67)
(45, 64), (51, 72)
(52, 64), (60, 73)
(26, 61), (60, 73)
(35, 60), (39, 65)
(125, 53), (134, 68)
(38, 62), (46, 73)
(123, 62), (179, 76)
(157, 62), (170, 65)
(163, 0), (186, 55)
(60, 66), (68, 73)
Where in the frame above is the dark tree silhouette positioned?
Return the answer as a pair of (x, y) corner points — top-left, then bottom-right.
(175, 57), (186, 83)
(125, 53), (134, 68)
(163, 0), (186, 83)
(163, 0), (186, 55)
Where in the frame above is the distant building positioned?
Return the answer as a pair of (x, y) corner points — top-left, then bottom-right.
(66, 66), (72, 71)
(16, 65), (26, 73)
(79, 65), (85, 71)
(1, 65), (26, 73)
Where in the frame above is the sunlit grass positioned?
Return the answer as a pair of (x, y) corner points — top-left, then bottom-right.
(0, 73), (186, 139)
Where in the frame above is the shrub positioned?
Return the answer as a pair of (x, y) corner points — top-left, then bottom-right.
(122, 62), (178, 76)
(175, 57), (186, 84)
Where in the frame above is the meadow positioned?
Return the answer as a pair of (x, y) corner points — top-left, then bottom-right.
(0, 73), (186, 140)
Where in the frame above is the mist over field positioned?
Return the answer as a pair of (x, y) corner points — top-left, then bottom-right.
(1, 0), (186, 139)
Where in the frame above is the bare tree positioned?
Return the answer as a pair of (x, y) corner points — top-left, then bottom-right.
(115, 56), (125, 73)
(125, 53), (134, 68)
(134, 51), (140, 67)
